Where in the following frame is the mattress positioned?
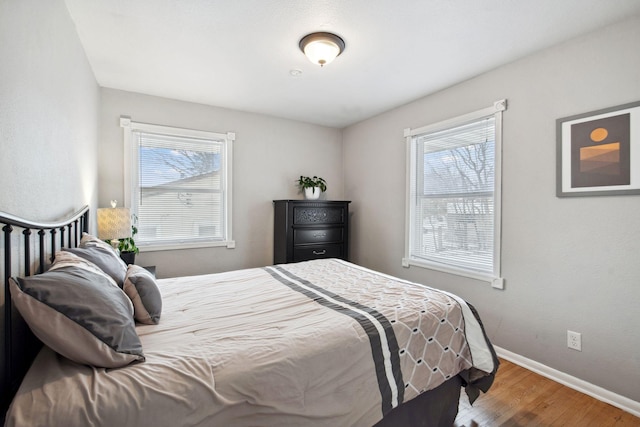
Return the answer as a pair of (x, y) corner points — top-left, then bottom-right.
(5, 259), (495, 427)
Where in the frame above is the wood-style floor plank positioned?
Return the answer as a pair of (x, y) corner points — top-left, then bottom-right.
(455, 359), (640, 427)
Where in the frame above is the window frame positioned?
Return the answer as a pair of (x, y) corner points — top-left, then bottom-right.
(120, 117), (235, 252)
(402, 100), (506, 284)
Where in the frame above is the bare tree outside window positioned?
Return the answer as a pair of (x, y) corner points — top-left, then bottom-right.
(416, 118), (495, 271)
(163, 150), (220, 179)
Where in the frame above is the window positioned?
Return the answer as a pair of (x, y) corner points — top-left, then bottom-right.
(403, 100), (506, 282)
(120, 118), (235, 251)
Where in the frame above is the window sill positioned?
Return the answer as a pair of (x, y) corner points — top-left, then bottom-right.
(402, 257), (500, 284)
(140, 240), (235, 252)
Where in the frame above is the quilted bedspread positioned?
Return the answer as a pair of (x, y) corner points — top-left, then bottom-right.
(5, 259), (495, 427)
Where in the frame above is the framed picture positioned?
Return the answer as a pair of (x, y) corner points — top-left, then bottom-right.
(557, 100), (640, 197)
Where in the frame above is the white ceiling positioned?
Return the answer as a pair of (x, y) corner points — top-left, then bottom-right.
(64, 0), (640, 128)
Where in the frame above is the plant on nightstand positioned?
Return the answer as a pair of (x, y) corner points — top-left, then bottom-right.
(297, 175), (327, 200)
(106, 223), (139, 265)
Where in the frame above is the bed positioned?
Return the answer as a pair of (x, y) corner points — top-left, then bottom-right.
(1, 206), (497, 426)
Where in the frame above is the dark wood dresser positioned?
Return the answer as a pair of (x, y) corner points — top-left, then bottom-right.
(273, 200), (350, 264)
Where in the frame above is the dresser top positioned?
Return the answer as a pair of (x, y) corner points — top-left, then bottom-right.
(273, 200), (351, 204)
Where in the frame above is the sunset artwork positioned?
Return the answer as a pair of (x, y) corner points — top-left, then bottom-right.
(579, 141), (619, 174)
(558, 102), (640, 197)
(571, 113), (630, 188)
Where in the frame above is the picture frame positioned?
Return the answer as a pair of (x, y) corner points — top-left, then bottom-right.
(556, 100), (640, 197)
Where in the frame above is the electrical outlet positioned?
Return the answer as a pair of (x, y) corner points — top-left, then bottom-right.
(567, 330), (582, 351)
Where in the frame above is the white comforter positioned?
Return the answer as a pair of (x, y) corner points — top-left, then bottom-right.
(5, 259), (494, 427)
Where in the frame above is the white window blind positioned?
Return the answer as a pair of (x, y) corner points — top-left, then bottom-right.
(404, 100), (506, 281)
(121, 118), (235, 250)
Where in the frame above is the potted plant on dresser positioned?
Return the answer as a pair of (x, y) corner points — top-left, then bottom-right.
(297, 175), (327, 200)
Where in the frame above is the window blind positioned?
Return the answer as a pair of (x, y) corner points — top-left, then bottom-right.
(131, 130), (226, 246)
(410, 116), (497, 274)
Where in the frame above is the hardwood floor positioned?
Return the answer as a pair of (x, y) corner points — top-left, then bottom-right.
(454, 359), (640, 427)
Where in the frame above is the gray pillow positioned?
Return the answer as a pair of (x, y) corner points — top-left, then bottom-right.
(50, 250), (121, 289)
(124, 265), (162, 325)
(10, 266), (145, 368)
(64, 245), (127, 287)
(80, 232), (120, 254)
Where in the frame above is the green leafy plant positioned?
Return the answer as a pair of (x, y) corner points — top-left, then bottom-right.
(296, 175), (327, 192)
(117, 224), (139, 254)
(105, 219), (139, 255)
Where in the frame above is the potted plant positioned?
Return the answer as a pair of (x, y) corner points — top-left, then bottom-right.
(297, 175), (327, 200)
(118, 223), (139, 264)
(106, 223), (139, 265)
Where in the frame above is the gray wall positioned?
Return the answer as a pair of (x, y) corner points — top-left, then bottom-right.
(0, 0), (99, 219)
(99, 88), (344, 278)
(0, 0), (99, 400)
(343, 16), (640, 402)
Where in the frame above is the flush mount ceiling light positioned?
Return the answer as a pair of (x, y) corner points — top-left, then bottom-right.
(299, 32), (345, 67)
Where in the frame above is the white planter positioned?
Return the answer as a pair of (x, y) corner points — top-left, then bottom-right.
(304, 187), (321, 200)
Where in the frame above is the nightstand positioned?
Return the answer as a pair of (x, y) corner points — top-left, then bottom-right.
(143, 266), (156, 277)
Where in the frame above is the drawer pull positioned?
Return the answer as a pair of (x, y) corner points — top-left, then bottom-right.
(313, 232), (327, 238)
(312, 250), (326, 255)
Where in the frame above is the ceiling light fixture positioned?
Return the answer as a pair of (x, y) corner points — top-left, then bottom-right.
(299, 32), (345, 67)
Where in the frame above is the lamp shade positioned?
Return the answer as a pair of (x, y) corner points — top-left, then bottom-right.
(97, 207), (132, 241)
(299, 32), (345, 67)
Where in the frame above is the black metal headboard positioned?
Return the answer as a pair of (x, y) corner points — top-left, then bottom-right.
(1, 206), (89, 413)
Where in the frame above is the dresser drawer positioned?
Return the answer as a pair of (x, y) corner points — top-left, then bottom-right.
(293, 206), (345, 225)
(294, 227), (343, 245)
(293, 244), (343, 262)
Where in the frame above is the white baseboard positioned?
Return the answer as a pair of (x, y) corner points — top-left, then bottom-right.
(493, 346), (640, 418)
